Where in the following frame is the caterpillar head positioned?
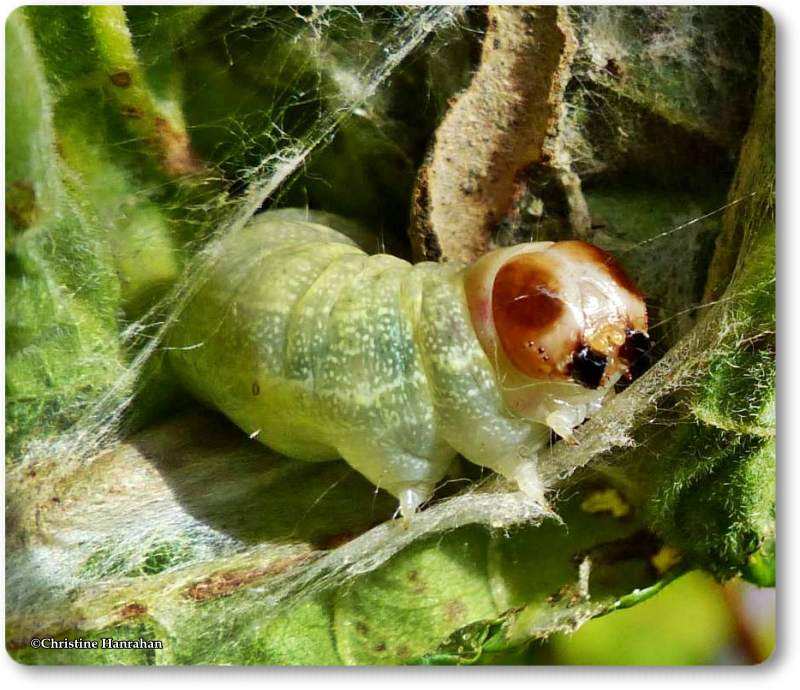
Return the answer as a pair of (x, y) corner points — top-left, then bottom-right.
(465, 240), (650, 436)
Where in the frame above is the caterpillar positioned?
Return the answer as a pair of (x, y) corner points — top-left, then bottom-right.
(167, 212), (649, 517)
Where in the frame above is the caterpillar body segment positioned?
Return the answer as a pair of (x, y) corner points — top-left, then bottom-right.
(167, 213), (649, 516)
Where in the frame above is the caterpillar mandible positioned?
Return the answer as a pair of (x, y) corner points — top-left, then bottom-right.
(167, 212), (650, 517)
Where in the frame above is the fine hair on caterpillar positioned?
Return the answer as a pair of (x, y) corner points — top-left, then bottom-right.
(167, 211), (650, 518)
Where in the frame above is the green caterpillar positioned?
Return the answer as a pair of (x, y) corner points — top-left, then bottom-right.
(167, 212), (649, 516)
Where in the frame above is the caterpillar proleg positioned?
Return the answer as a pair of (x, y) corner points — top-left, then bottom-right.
(167, 212), (649, 517)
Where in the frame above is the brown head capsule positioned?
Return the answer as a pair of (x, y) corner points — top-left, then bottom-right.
(466, 240), (649, 393)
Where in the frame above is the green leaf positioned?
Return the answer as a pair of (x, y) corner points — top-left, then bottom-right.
(5, 10), (126, 456)
(7, 411), (672, 664)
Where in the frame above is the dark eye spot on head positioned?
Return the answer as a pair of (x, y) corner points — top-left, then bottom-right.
(620, 330), (651, 363)
(616, 330), (653, 390)
(570, 347), (607, 389)
(620, 329), (652, 375)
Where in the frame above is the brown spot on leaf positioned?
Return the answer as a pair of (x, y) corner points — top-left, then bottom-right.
(118, 602), (147, 619)
(153, 116), (202, 177)
(121, 105), (143, 119)
(443, 599), (467, 624)
(185, 553), (311, 602)
(6, 637), (30, 652)
(406, 569), (426, 594)
(6, 181), (39, 230)
(110, 71), (132, 88)
(604, 58), (623, 79)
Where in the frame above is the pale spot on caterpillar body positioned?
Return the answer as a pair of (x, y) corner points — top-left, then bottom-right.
(168, 212), (649, 517)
